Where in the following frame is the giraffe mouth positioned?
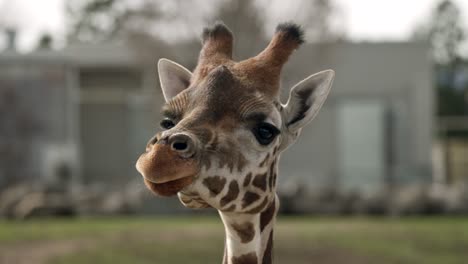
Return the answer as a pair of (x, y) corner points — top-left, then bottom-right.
(136, 142), (200, 197)
(143, 175), (195, 197)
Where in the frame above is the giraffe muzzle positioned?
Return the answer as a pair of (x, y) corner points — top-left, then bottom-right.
(136, 133), (199, 196)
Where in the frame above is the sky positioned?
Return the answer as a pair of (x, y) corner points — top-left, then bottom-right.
(0, 0), (468, 52)
(335, 0), (468, 41)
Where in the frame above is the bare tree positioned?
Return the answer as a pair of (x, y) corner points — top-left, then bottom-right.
(413, 0), (466, 65)
(65, 0), (345, 78)
(412, 0), (467, 115)
(66, 0), (343, 46)
(66, 0), (215, 44)
(66, 0), (133, 43)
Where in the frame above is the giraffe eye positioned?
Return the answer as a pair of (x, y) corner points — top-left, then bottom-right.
(253, 123), (280, 145)
(160, 118), (175, 129)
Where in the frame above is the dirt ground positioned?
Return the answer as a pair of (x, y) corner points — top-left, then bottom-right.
(0, 239), (95, 264)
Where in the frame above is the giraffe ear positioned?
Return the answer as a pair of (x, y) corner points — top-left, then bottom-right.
(158, 58), (192, 102)
(283, 70), (335, 132)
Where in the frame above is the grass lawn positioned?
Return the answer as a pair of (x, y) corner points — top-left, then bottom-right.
(1, 216), (468, 264)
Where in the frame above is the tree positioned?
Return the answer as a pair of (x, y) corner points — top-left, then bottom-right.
(66, 0), (215, 44)
(211, 0), (345, 59)
(413, 0), (466, 65)
(66, 0), (133, 43)
(66, 0), (343, 46)
(412, 0), (467, 116)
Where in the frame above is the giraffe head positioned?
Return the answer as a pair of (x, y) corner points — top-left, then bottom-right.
(136, 22), (334, 213)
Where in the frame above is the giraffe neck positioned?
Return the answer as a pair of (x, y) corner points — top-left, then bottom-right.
(219, 194), (279, 264)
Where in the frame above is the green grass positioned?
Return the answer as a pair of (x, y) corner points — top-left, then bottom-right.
(2, 216), (468, 264)
(0, 216), (220, 243)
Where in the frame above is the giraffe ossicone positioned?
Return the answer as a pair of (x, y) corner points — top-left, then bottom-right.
(136, 21), (335, 264)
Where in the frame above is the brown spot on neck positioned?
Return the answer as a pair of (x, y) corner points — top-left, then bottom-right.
(231, 222), (255, 243)
(242, 192), (260, 209)
(262, 230), (274, 264)
(243, 173), (253, 187)
(232, 252), (258, 264)
(245, 196), (269, 214)
(220, 180), (240, 207)
(203, 176), (226, 197)
(252, 173), (268, 191)
(260, 199), (276, 232)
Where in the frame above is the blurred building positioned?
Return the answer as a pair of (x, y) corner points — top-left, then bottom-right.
(0, 49), (77, 188)
(0, 41), (433, 199)
(281, 42), (433, 194)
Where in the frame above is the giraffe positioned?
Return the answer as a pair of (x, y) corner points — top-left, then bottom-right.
(136, 21), (334, 264)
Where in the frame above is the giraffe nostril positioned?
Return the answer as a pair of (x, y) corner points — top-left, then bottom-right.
(169, 133), (196, 158)
(172, 141), (188, 151)
(145, 135), (159, 151)
(147, 135), (158, 146)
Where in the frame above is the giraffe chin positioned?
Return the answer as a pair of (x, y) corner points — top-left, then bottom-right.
(144, 176), (194, 197)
